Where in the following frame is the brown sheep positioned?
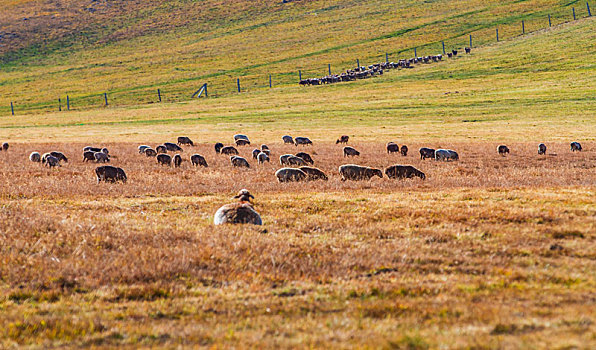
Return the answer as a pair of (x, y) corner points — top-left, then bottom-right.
(336, 135), (349, 144)
(387, 142), (399, 154)
(214, 189), (262, 225)
(177, 136), (194, 146)
(385, 165), (426, 180)
(157, 154), (172, 166)
(339, 164), (383, 181)
(343, 146), (360, 157)
(173, 154), (182, 168)
(145, 148), (157, 157)
(400, 145), (408, 156)
(497, 145), (510, 156)
(419, 147), (435, 160)
(231, 156), (250, 168)
(191, 154), (208, 167)
(83, 151), (95, 162)
(220, 146), (239, 155)
(156, 145), (167, 154)
(96, 166), (127, 184)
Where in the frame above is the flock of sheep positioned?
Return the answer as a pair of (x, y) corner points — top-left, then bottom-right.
(2, 135), (585, 226)
(299, 48), (471, 86)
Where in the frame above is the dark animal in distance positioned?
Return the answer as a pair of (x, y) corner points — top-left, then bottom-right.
(570, 142), (582, 152)
(339, 164), (383, 181)
(419, 147), (435, 160)
(95, 166), (127, 183)
(538, 143), (547, 155)
(177, 137), (194, 146)
(498, 145), (510, 156)
(336, 135), (349, 144)
(190, 154), (208, 167)
(387, 142), (399, 154)
(164, 142), (183, 152)
(221, 146), (239, 155)
(173, 154), (182, 168)
(214, 143), (224, 154)
(385, 165), (426, 180)
(343, 146), (360, 157)
(400, 145), (408, 156)
(295, 152), (314, 165)
(157, 154), (172, 166)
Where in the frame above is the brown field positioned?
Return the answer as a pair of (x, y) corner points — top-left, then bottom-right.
(1, 140), (595, 348)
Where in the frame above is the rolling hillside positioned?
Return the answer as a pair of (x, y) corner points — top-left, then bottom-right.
(0, 0), (594, 113)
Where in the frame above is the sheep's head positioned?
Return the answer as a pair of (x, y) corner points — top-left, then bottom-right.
(234, 189), (254, 202)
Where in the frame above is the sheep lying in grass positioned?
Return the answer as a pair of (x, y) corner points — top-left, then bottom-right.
(29, 152), (41, 162)
(231, 156), (250, 168)
(538, 143), (547, 155)
(96, 165), (127, 183)
(497, 145), (510, 156)
(214, 189), (262, 225)
(299, 166), (328, 181)
(157, 154), (172, 166)
(385, 165), (426, 180)
(190, 154), (208, 167)
(339, 164), (383, 181)
(275, 168), (307, 182)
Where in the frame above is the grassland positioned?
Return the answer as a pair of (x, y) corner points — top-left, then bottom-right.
(0, 2), (595, 349)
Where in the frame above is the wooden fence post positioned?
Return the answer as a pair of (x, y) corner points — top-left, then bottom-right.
(573, 7), (576, 20)
(157, 89), (161, 102)
(10, 101), (14, 116)
(328, 64), (331, 75)
(588, 2), (592, 16)
(67, 95), (70, 110)
(299, 70), (302, 81)
(269, 74), (272, 88)
(496, 28), (499, 42)
(59, 98), (62, 111)
(548, 14), (551, 26)
(237, 79), (241, 93)
(356, 59), (360, 68)
(469, 34), (472, 48)
(522, 20), (525, 34)
(385, 53), (389, 63)
(442, 41), (445, 54)
(205, 84), (208, 98)
(104, 92), (108, 106)
(414, 48), (417, 57)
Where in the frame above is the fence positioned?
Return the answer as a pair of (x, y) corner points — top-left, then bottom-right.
(3, 2), (593, 116)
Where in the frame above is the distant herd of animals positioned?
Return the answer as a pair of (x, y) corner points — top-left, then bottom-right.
(0, 136), (586, 225)
(299, 48), (471, 86)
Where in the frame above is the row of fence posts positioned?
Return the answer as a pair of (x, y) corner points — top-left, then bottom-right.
(5, 2), (593, 115)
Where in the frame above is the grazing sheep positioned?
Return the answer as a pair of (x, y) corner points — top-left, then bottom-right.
(50, 151), (68, 163)
(164, 142), (183, 152)
(41, 153), (52, 164)
(94, 152), (110, 163)
(400, 145), (408, 156)
(190, 154), (208, 167)
(83, 151), (96, 162)
(336, 135), (349, 144)
(385, 165), (426, 180)
(101, 148), (109, 155)
(213, 189), (262, 225)
(44, 156), (60, 168)
(173, 154), (182, 168)
(257, 152), (270, 164)
(261, 144), (269, 151)
(282, 135), (294, 144)
(214, 142), (224, 154)
(220, 146), (239, 155)
(177, 136), (194, 146)
(252, 148), (261, 159)
(138, 145), (150, 154)
(95, 165), (127, 183)
(235, 139), (251, 146)
(145, 148), (157, 157)
(2, 142), (9, 151)
(280, 154), (306, 166)
(156, 145), (167, 154)
(294, 137), (312, 146)
(29, 152), (41, 162)
(84, 146), (101, 153)
(231, 156), (250, 168)
(343, 146), (360, 157)
(157, 154), (172, 166)
(570, 142), (582, 152)
(299, 166), (328, 181)
(275, 168), (307, 182)
(419, 147), (436, 160)
(435, 149), (459, 161)
(339, 164), (383, 181)
(295, 152), (314, 165)
(465, 47), (471, 54)
(538, 143), (547, 155)
(234, 134), (250, 142)
(497, 145), (510, 156)
(387, 142), (399, 154)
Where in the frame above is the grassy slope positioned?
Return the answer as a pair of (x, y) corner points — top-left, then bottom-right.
(0, 17), (594, 143)
(0, 0), (593, 111)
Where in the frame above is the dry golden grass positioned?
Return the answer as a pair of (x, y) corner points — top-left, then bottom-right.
(0, 140), (594, 348)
